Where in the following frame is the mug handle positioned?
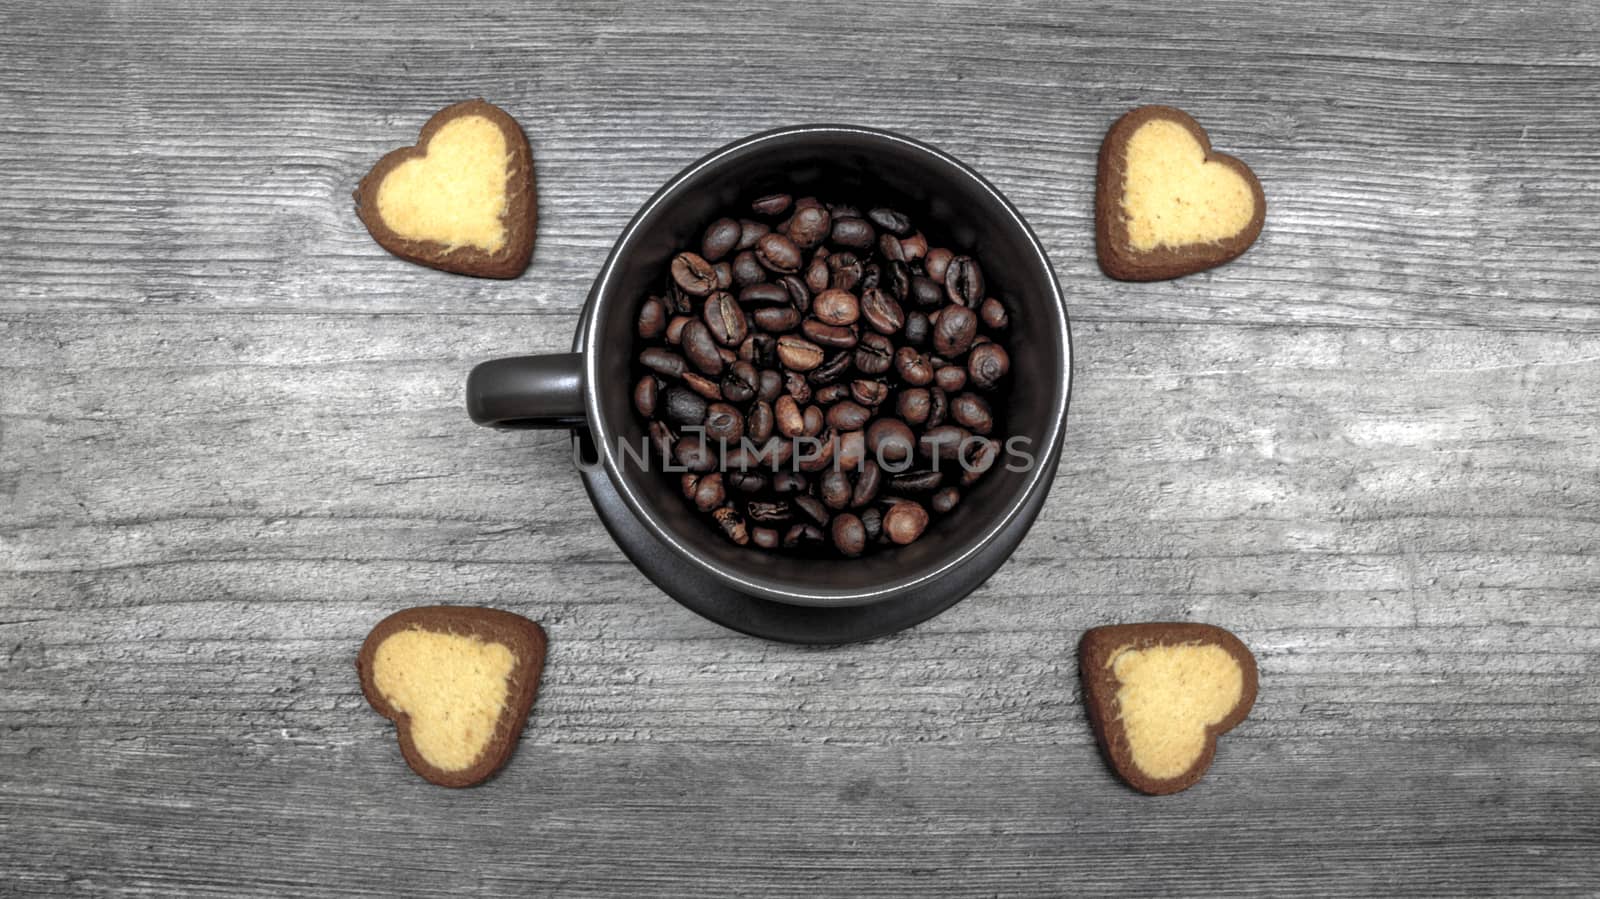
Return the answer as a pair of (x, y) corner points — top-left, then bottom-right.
(466, 353), (587, 429)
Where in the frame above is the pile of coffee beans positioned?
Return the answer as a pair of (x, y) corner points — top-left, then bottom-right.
(632, 193), (1013, 557)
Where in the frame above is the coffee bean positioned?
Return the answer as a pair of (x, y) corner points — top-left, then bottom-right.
(713, 262), (733, 290)
(748, 500), (792, 524)
(784, 371), (812, 404)
(899, 232), (928, 263)
(793, 494), (830, 527)
(675, 433), (716, 473)
(980, 297), (1008, 330)
(878, 233), (905, 263)
(944, 255), (984, 307)
(775, 395), (805, 437)
(701, 217), (741, 262)
(748, 400), (774, 443)
(860, 506), (883, 542)
(860, 288), (905, 335)
(737, 219), (770, 250)
(830, 217), (875, 249)
(756, 232), (802, 273)
(802, 404), (825, 438)
(837, 429), (867, 470)
(683, 372), (722, 401)
(671, 252), (718, 296)
(830, 512), (866, 557)
(641, 347), (686, 379)
(712, 505), (749, 545)
(933, 303), (978, 356)
(920, 425), (970, 461)
(897, 388), (930, 426)
(800, 319), (858, 349)
(934, 365), (967, 393)
(797, 430), (837, 472)
(662, 386), (707, 428)
(894, 347), (934, 385)
(867, 418), (916, 465)
(931, 486), (961, 514)
(828, 258), (864, 293)
(854, 332), (894, 375)
(950, 392), (993, 434)
(889, 470), (944, 493)
(751, 527), (780, 549)
(927, 386), (948, 428)
(753, 305), (801, 332)
(968, 343), (1010, 390)
(814, 383), (849, 405)
(867, 207), (911, 236)
(828, 202), (861, 218)
(850, 379), (888, 407)
(648, 421), (675, 462)
(782, 523), (825, 549)
(851, 460), (882, 507)
(776, 335), (824, 371)
(826, 400), (872, 431)
(808, 349), (854, 385)
(704, 403), (744, 444)
(681, 320), (724, 376)
(910, 275), (944, 308)
(740, 283), (787, 306)
(883, 501), (929, 545)
(772, 471), (808, 495)
(757, 369), (783, 402)
(633, 376), (659, 417)
(805, 255), (831, 293)
(903, 311), (930, 346)
(752, 193), (792, 216)
(820, 469), (852, 510)
(693, 472), (727, 512)
(813, 289), (861, 327)
(859, 263), (881, 291)
(961, 436), (999, 486)
(924, 248), (953, 284)
(785, 204), (831, 249)
(701, 291), (747, 346)
(732, 250), (765, 287)
(638, 297), (668, 339)
(777, 275), (811, 315)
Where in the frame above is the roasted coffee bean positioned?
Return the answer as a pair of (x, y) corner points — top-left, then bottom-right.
(927, 386), (948, 428)
(920, 425), (970, 461)
(851, 460), (882, 507)
(808, 349), (854, 385)
(717, 345), (738, 365)
(793, 494), (830, 527)
(805, 255), (831, 293)
(712, 505), (749, 545)
(662, 386), (708, 428)
(702, 291), (748, 346)
(897, 388), (931, 426)
(648, 421), (675, 461)
(867, 418), (916, 465)
(755, 232), (802, 273)
(854, 332), (894, 375)
(889, 470), (944, 493)
(753, 305), (801, 332)
(860, 288), (905, 335)
(641, 347), (686, 378)
(675, 433), (716, 473)
(859, 262), (881, 291)
(671, 252), (718, 296)
(951, 392), (993, 435)
(944, 255), (984, 306)
(968, 343), (1010, 390)
(797, 430), (836, 472)
(931, 486), (961, 514)
(777, 275), (811, 314)
(752, 193), (792, 216)
(899, 232), (927, 263)
(934, 365), (967, 393)
(785, 204), (831, 249)
(894, 347), (934, 386)
(878, 233), (905, 263)
(828, 202), (861, 218)
(932, 303), (978, 356)
(681, 320), (724, 376)
(747, 400), (774, 443)
(826, 251), (863, 292)
(830, 217), (875, 249)
(704, 403), (744, 443)
(776, 335), (824, 371)
(800, 319), (859, 349)
(850, 379), (889, 407)
(693, 473), (727, 512)
(665, 315), (693, 345)
(867, 207), (911, 236)
(812, 384), (847, 406)
(924, 247), (953, 284)
(784, 370), (813, 404)
(775, 395), (805, 437)
(860, 506), (883, 542)
(638, 297), (668, 339)
(802, 404), (825, 438)
(683, 372), (722, 401)
(740, 282), (788, 305)
(701, 217), (741, 262)
(961, 436), (999, 487)
(883, 261), (912, 304)
(737, 219), (770, 250)
(910, 274), (944, 308)
(883, 501), (929, 545)
(903, 310), (930, 346)
(751, 526), (780, 549)
(748, 500), (792, 524)
(813, 289), (860, 327)
(830, 512), (866, 557)
(772, 470), (808, 495)
(980, 297), (1009, 330)
(757, 369), (783, 402)
(827, 400), (872, 431)
(732, 250), (765, 287)
(729, 470), (767, 493)
(680, 472), (702, 500)
(820, 469), (852, 510)
(782, 523), (825, 549)
(837, 429), (867, 470)
(634, 376), (659, 417)
(713, 262), (733, 290)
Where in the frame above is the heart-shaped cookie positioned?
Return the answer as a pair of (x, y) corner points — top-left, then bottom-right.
(354, 100), (537, 279)
(1079, 623), (1258, 795)
(1096, 105), (1265, 281)
(357, 606), (547, 787)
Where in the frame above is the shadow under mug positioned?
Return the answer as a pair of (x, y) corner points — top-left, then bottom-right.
(467, 125), (1072, 636)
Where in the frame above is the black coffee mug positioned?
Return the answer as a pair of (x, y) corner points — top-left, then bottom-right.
(467, 126), (1072, 641)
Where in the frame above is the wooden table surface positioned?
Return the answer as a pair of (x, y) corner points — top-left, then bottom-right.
(3, 0), (1598, 895)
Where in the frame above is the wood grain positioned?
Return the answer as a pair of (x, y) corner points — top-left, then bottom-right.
(4, 0), (1600, 894)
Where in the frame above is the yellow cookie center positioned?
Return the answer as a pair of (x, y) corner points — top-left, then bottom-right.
(372, 628), (516, 772)
(375, 115), (511, 253)
(1109, 642), (1244, 780)
(1121, 119), (1255, 252)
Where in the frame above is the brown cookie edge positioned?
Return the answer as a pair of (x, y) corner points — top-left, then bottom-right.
(1079, 622), (1258, 795)
(357, 605), (548, 788)
(1095, 105), (1266, 282)
(354, 99), (537, 279)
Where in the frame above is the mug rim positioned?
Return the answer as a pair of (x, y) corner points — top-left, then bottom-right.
(577, 124), (1072, 606)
